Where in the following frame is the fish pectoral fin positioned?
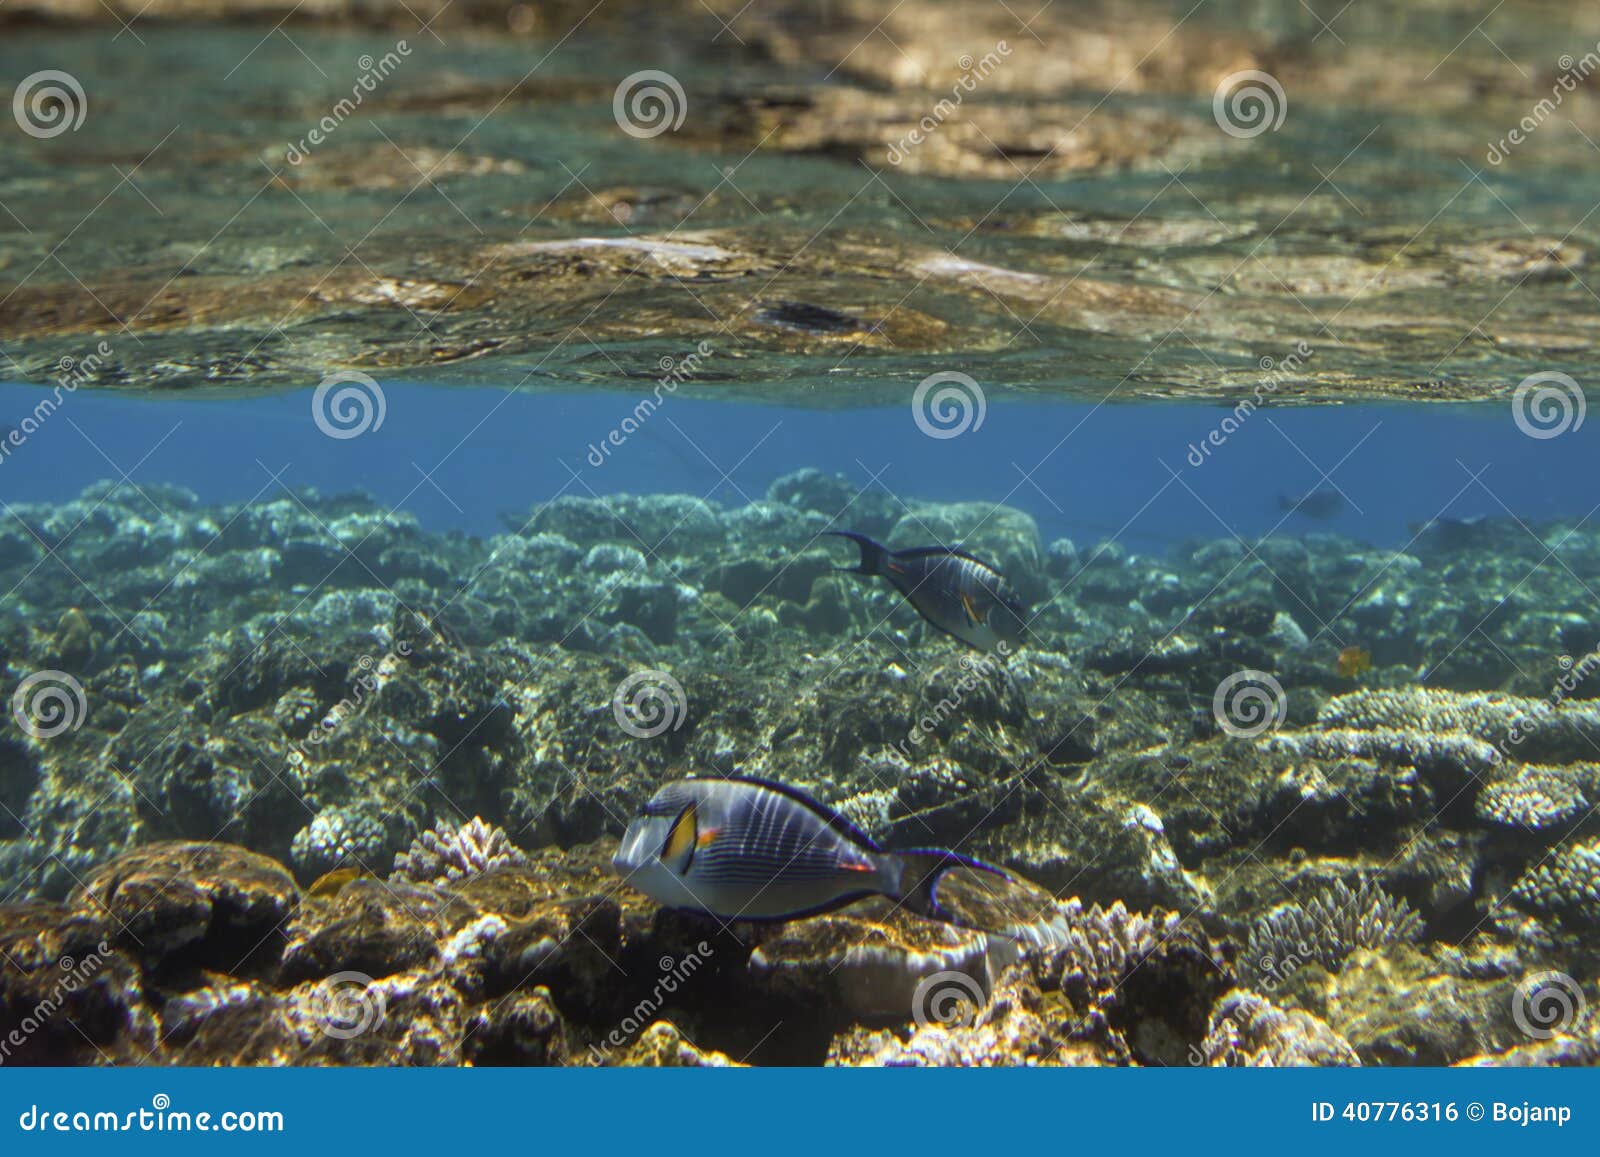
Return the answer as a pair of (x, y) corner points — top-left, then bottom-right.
(695, 826), (721, 848)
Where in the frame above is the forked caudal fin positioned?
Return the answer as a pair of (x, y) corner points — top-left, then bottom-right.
(824, 530), (889, 576)
(888, 848), (1011, 924)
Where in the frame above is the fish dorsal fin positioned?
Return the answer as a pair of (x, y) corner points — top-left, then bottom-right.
(698, 774), (884, 853)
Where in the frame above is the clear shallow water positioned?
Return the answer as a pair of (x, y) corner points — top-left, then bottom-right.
(0, 382), (1592, 547)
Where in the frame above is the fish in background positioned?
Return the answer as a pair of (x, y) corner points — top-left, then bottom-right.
(1335, 645), (1373, 679)
(1276, 488), (1346, 521)
(826, 530), (1027, 653)
(612, 776), (1015, 924)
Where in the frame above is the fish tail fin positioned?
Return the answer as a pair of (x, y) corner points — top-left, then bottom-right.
(887, 848), (1009, 922)
(825, 530), (888, 576)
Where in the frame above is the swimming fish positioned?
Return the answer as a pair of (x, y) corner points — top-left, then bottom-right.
(826, 531), (1027, 653)
(612, 775), (1010, 924)
(1276, 488), (1345, 520)
(1335, 645), (1372, 678)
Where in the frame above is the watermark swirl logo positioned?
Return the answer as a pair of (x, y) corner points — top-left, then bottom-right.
(310, 970), (386, 1039)
(1212, 69), (1287, 139)
(912, 371), (986, 439)
(613, 71), (687, 139)
(612, 669), (687, 738)
(1512, 371), (1584, 440)
(1511, 970), (1585, 1040)
(11, 670), (87, 739)
(312, 370), (387, 440)
(1212, 669), (1287, 738)
(13, 71), (87, 139)
(911, 969), (985, 1029)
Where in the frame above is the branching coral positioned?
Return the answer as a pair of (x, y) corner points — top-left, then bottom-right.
(1507, 837), (1600, 927)
(390, 817), (530, 886)
(1315, 687), (1600, 764)
(290, 808), (388, 878)
(1243, 879), (1421, 982)
(1476, 766), (1590, 833)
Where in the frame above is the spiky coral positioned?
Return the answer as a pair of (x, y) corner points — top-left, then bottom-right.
(1243, 879), (1422, 982)
(390, 817), (529, 886)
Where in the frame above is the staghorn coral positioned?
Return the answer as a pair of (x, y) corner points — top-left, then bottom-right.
(1199, 989), (1360, 1066)
(390, 817), (530, 886)
(1507, 837), (1600, 927)
(1244, 880), (1422, 981)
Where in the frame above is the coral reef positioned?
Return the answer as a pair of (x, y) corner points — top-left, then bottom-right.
(3, 476), (1600, 1065)
(1198, 990), (1360, 1067)
(391, 818), (531, 886)
(1243, 880), (1423, 981)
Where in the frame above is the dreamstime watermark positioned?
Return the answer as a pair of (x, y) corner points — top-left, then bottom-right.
(612, 669), (687, 739)
(586, 341), (714, 467)
(284, 43), (411, 165)
(11, 670), (88, 740)
(1212, 69), (1287, 139)
(308, 971), (386, 1039)
(911, 969), (985, 1029)
(1511, 371), (1584, 440)
(912, 370), (986, 439)
(1186, 341), (1314, 467)
(1491, 644), (1600, 764)
(0, 341), (114, 470)
(587, 944), (714, 1062)
(613, 70), (687, 139)
(17, 1095), (283, 1134)
(885, 42), (1012, 165)
(1212, 669), (1287, 738)
(1487, 44), (1600, 164)
(0, 941), (111, 1065)
(285, 644), (411, 769)
(891, 643), (1011, 761)
(12, 70), (86, 139)
(312, 370), (387, 439)
(1510, 970), (1585, 1040)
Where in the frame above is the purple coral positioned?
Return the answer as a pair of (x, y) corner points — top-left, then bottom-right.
(390, 817), (530, 885)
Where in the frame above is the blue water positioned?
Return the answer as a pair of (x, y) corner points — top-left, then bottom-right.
(0, 382), (1588, 548)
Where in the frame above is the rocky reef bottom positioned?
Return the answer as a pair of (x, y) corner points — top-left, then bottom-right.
(3, 836), (1596, 1067)
(3, 471), (1600, 1064)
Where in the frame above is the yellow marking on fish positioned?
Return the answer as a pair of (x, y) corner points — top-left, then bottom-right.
(662, 803), (698, 863)
(696, 827), (721, 848)
(960, 589), (989, 627)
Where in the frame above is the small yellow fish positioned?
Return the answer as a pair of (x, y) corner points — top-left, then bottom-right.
(1335, 646), (1373, 678)
(306, 866), (369, 898)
